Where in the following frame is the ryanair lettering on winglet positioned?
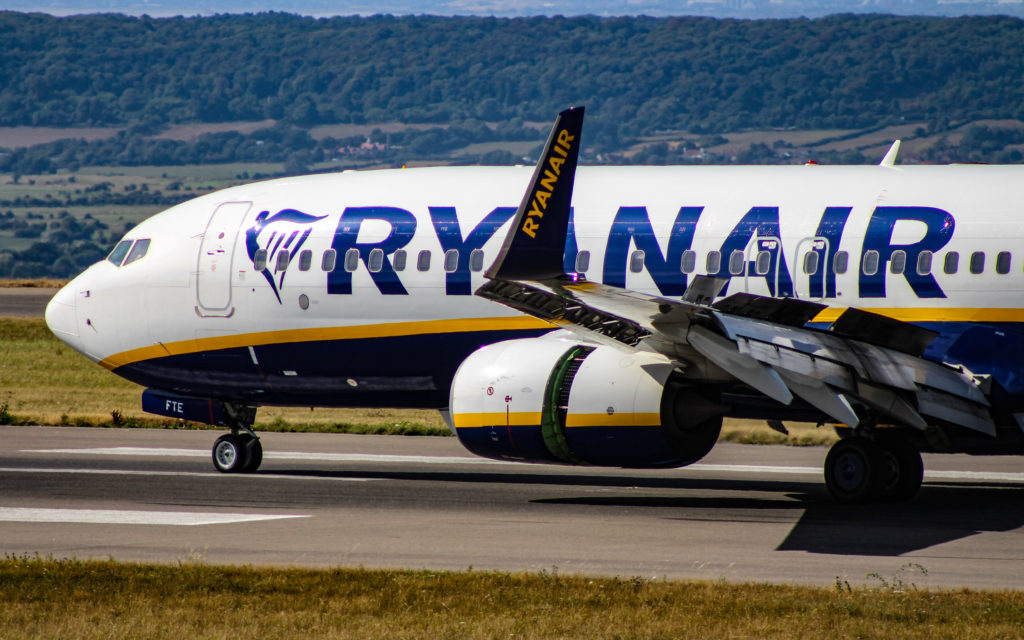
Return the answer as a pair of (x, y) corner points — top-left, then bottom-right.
(522, 128), (576, 239)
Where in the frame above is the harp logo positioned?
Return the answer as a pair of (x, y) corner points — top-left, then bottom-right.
(245, 208), (327, 303)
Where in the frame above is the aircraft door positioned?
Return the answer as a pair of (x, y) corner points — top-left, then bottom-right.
(794, 237), (829, 300)
(743, 236), (782, 297)
(196, 201), (252, 316)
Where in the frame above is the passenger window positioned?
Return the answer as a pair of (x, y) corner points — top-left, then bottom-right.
(889, 250), (906, 275)
(944, 251), (959, 274)
(417, 250), (431, 272)
(275, 249), (290, 272)
(123, 238), (150, 266)
(368, 248), (384, 273)
(802, 251), (818, 276)
(833, 251), (849, 275)
(997, 251), (1011, 275)
(680, 250), (696, 274)
(706, 251), (721, 274)
(344, 248), (360, 272)
(970, 251), (985, 274)
(321, 249), (336, 272)
(629, 250), (645, 273)
(254, 249), (268, 271)
(443, 249), (459, 273)
(862, 250), (879, 276)
(470, 249), (485, 272)
(728, 250), (744, 275)
(298, 249), (312, 272)
(107, 240), (133, 266)
(393, 249), (407, 272)
(755, 250), (771, 276)
(574, 250), (590, 273)
(917, 251), (933, 276)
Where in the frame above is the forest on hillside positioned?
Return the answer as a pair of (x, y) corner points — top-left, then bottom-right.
(3, 11), (1024, 278)
(1, 11), (1023, 135)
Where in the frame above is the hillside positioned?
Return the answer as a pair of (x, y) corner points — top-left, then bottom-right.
(2, 12), (1023, 135)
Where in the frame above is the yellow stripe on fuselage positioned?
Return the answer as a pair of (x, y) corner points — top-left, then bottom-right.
(99, 316), (554, 371)
(810, 307), (1024, 324)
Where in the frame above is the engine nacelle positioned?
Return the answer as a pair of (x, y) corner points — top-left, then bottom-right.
(450, 335), (722, 468)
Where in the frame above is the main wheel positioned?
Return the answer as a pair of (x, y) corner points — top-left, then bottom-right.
(212, 434), (245, 473)
(238, 433), (263, 473)
(824, 437), (884, 503)
(875, 440), (923, 502)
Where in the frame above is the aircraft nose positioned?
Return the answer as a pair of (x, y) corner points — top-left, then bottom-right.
(45, 281), (79, 338)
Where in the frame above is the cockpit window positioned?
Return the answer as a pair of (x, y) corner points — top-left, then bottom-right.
(122, 238), (151, 266)
(107, 240), (133, 266)
(107, 238), (152, 267)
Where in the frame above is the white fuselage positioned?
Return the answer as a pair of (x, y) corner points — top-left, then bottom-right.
(45, 164), (1024, 409)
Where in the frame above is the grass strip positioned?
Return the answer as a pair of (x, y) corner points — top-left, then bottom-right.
(0, 279), (68, 288)
(0, 557), (1021, 639)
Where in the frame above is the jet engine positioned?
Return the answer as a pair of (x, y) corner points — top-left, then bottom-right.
(449, 334), (722, 468)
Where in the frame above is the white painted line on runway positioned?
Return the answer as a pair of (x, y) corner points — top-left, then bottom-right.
(0, 507), (309, 526)
(16, 448), (1024, 483)
(689, 464), (1024, 483)
(0, 467), (374, 481)
(23, 447), (514, 465)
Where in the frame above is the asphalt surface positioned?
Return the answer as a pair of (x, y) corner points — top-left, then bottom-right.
(2, 425), (1023, 588)
(0, 287), (57, 317)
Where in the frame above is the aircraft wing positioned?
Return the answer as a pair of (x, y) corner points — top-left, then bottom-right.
(478, 107), (994, 437)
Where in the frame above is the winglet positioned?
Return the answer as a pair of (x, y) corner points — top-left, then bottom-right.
(484, 106), (584, 282)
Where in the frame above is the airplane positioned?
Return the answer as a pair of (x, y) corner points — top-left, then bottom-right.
(44, 106), (1024, 504)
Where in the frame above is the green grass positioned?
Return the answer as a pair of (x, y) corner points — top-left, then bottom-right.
(0, 557), (1021, 639)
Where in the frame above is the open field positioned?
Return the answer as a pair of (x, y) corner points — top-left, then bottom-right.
(0, 315), (832, 444)
(0, 125), (122, 148)
(1, 557), (1021, 639)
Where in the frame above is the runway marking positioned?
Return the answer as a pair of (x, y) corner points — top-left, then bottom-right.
(17, 448), (1024, 483)
(24, 447), (514, 465)
(0, 467), (374, 481)
(0, 507), (309, 526)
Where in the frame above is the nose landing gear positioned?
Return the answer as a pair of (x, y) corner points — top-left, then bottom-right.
(211, 404), (262, 474)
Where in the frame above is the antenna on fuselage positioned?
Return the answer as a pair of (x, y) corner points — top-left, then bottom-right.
(880, 140), (901, 167)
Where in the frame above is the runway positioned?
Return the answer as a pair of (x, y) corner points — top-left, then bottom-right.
(0, 287), (57, 317)
(2, 425), (1024, 588)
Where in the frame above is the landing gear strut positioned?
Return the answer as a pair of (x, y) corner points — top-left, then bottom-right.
(211, 404), (261, 474)
(824, 436), (923, 503)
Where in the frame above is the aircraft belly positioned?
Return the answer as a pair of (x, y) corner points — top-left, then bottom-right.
(113, 327), (550, 408)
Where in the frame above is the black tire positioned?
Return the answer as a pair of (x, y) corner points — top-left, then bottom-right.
(239, 433), (263, 473)
(824, 437), (884, 504)
(875, 440), (923, 502)
(212, 434), (245, 473)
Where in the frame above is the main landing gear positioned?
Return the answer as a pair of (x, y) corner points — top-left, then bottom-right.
(824, 435), (923, 503)
(211, 404), (262, 474)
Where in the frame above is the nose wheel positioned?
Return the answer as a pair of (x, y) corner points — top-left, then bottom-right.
(211, 404), (262, 473)
(212, 433), (263, 473)
(824, 436), (923, 503)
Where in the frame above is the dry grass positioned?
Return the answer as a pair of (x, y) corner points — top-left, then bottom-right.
(0, 279), (67, 288)
(721, 419), (839, 446)
(0, 557), (1021, 639)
